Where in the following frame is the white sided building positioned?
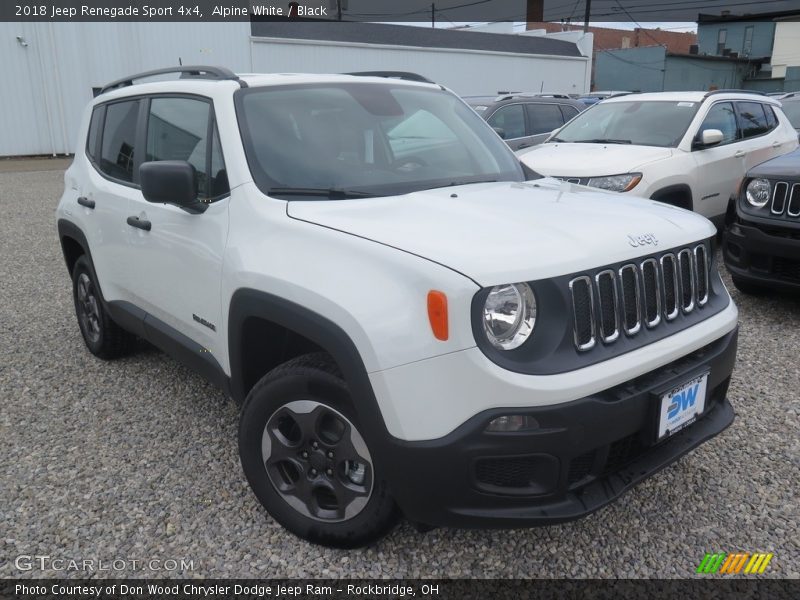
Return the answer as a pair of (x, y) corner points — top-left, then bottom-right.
(1, 21), (591, 157)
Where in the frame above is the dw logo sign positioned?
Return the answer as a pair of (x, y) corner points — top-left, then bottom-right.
(667, 383), (700, 419)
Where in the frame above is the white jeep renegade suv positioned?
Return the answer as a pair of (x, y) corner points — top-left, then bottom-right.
(57, 67), (739, 548)
(518, 91), (798, 228)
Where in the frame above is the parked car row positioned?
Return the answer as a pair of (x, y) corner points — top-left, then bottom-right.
(516, 91), (798, 227)
(724, 145), (800, 294)
(469, 88), (799, 295)
(462, 93), (585, 151)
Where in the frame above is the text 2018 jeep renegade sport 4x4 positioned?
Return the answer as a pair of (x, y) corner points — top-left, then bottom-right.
(57, 67), (739, 548)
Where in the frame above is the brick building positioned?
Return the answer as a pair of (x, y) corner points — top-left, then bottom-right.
(527, 22), (697, 89)
(527, 22), (697, 54)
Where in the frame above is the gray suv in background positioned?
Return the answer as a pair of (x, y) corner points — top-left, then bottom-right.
(463, 93), (585, 151)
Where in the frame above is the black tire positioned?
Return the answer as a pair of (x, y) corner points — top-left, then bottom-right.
(71, 255), (136, 359)
(238, 353), (399, 548)
(731, 275), (768, 296)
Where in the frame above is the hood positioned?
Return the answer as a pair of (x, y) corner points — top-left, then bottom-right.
(287, 180), (715, 286)
(518, 142), (673, 177)
(748, 147), (800, 179)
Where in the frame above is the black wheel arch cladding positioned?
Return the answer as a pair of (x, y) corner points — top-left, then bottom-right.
(228, 288), (393, 457)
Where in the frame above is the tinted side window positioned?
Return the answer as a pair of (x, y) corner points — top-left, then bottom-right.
(86, 106), (103, 161)
(560, 105), (580, 122)
(526, 104), (564, 135)
(737, 102), (769, 138)
(487, 105), (525, 139)
(146, 97), (214, 198)
(209, 124), (229, 199)
(764, 104), (777, 129)
(100, 100), (139, 183)
(700, 102), (739, 145)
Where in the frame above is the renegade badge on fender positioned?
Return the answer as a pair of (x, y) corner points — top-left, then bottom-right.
(57, 66), (739, 547)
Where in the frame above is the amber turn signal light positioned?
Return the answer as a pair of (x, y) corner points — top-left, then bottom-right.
(427, 290), (448, 341)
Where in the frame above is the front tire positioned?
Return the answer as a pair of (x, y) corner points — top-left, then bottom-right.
(238, 353), (399, 548)
(71, 255), (136, 359)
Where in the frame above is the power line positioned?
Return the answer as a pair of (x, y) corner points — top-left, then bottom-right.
(545, 0), (793, 14)
(597, 50), (666, 69)
(613, 0), (667, 46)
(589, 0), (797, 19)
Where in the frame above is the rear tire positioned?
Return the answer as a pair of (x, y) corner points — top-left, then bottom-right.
(238, 353), (399, 548)
(71, 255), (136, 359)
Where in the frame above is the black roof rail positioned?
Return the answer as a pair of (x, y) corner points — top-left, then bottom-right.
(345, 71), (435, 84)
(97, 65), (247, 96)
(494, 92), (574, 102)
(703, 89), (766, 98)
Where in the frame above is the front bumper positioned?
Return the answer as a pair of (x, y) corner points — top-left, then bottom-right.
(380, 328), (737, 528)
(724, 219), (800, 291)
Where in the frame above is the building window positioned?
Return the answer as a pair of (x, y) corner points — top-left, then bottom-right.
(717, 29), (727, 54)
(743, 26), (754, 56)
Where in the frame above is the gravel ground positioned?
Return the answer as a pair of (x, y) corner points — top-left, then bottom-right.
(1, 163), (798, 579)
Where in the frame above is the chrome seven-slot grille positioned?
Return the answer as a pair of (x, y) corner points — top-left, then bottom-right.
(569, 244), (710, 351)
(769, 180), (800, 218)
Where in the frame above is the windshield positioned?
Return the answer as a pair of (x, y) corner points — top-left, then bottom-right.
(781, 102), (800, 128)
(236, 83), (524, 198)
(552, 100), (700, 147)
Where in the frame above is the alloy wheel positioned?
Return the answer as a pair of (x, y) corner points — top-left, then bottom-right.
(76, 272), (102, 343)
(261, 400), (373, 522)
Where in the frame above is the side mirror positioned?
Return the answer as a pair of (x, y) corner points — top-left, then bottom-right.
(492, 127), (506, 139)
(139, 160), (205, 214)
(696, 128), (724, 148)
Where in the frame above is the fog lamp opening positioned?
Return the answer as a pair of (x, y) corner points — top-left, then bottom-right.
(486, 415), (539, 433)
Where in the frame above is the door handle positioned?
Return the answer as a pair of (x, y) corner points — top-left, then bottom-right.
(773, 141), (782, 148)
(77, 196), (95, 209)
(734, 150), (746, 158)
(126, 216), (151, 231)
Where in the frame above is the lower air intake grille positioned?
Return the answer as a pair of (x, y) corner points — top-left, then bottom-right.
(773, 258), (800, 281)
(567, 451), (596, 485)
(474, 457), (539, 489)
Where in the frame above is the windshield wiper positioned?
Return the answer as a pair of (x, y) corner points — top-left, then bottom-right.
(573, 138), (632, 144)
(433, 179), (497, 189)
(267, 187), (377, 199)
(549, 137), (568, 143)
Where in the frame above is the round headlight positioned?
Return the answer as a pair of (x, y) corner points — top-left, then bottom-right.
(482, 283), (536, 350)
(746, 178), (771, 208)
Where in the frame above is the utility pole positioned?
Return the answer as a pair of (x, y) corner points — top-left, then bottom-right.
(337, 0), (341, 21)
(431, 3), (435, 28)
(583, 0), (591, 32)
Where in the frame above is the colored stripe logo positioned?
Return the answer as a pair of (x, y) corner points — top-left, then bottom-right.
(696, 552), (773, 574)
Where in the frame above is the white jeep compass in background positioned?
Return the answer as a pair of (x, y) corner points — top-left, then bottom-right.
(518, 91), (798, 227)
(57, 67), (739, 548)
